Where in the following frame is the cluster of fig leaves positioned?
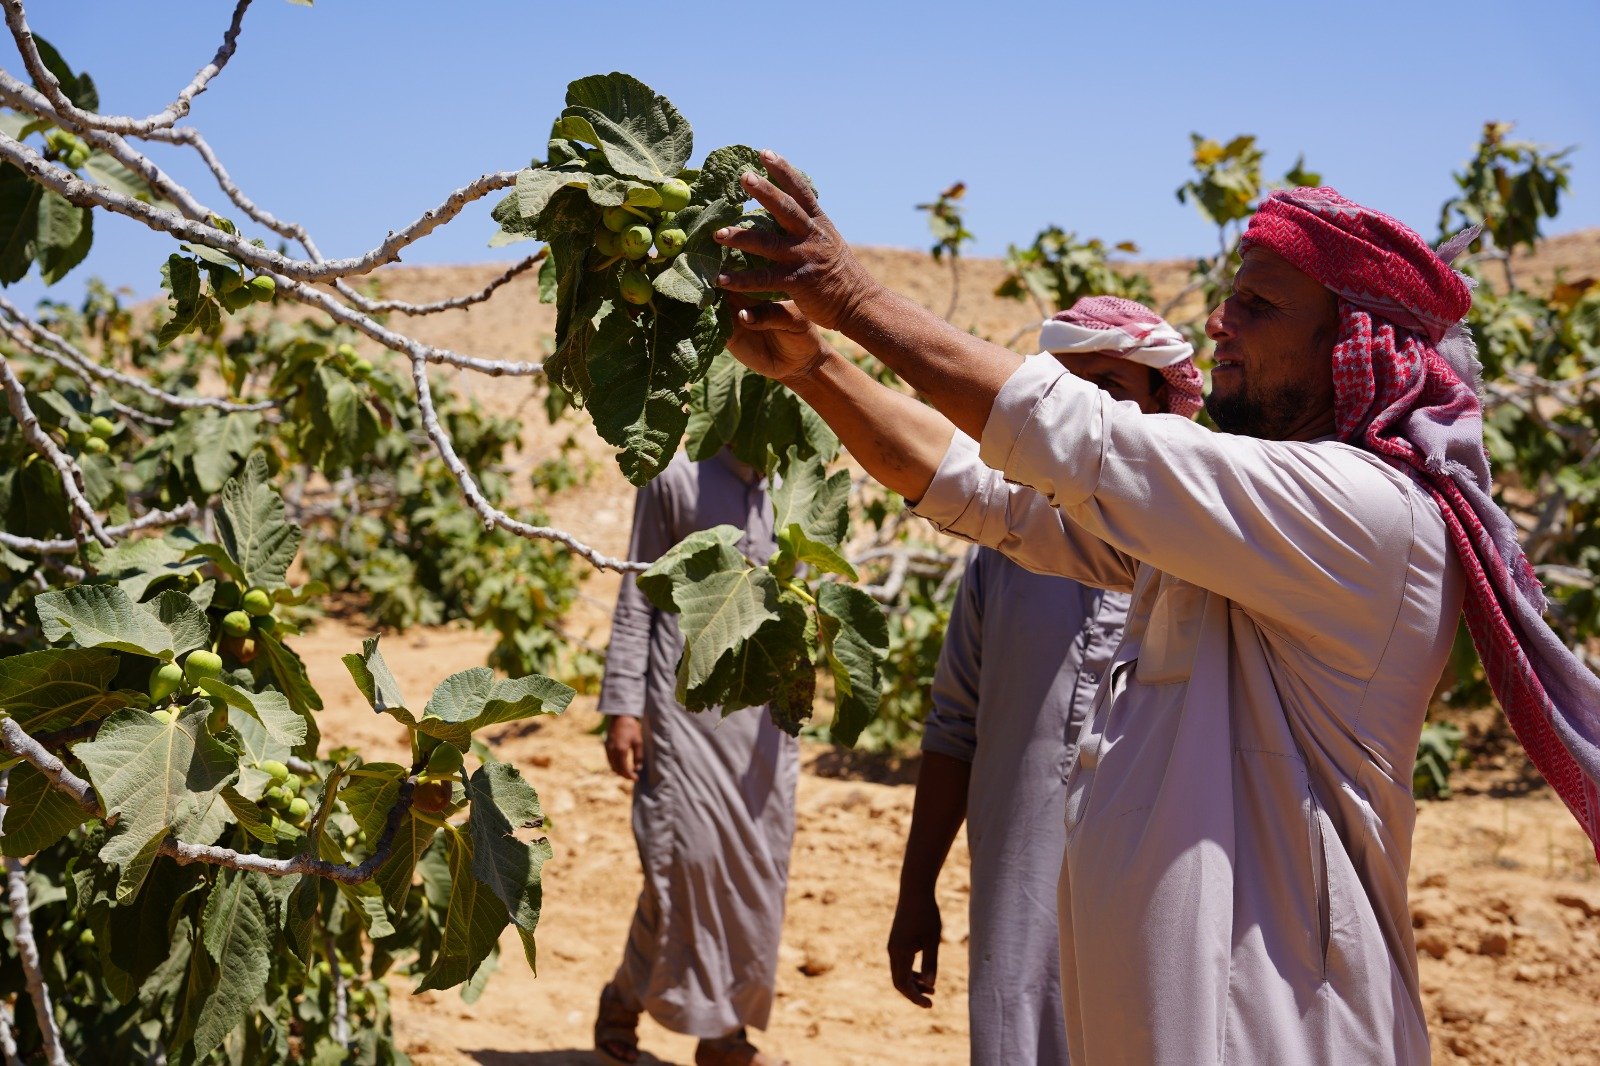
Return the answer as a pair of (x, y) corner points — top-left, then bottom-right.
(0, 454), (573, 1064)
(492, 74), (891, 742)
(491, 72), (774, 487)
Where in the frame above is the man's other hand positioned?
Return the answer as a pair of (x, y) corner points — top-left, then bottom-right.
(887, 890), (941, 1008)
(604, 715), (643, 781)
(714, 151), (880, 332)
(726, 298), (833, 384)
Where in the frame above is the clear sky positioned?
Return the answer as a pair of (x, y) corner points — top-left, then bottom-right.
(9, 0), (1599, 308)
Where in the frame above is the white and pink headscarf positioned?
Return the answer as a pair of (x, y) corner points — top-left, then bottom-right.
(1038, 296), (1204, 418)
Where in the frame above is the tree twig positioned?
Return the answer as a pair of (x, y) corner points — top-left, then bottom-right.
(0, 351), (110, 548)
(3, 857), (68, 1066)
(0, 502), (198, 556)
(324, 930), (351, 1047)
(336, 252), (545, 316)
(0, 996), (20, 1066)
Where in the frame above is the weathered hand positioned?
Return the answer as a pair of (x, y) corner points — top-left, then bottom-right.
(604, 714), (643, 781)
(886, 890), (942, 1008)
(715, 151), (880, 332)
(725, 298), (834, 384)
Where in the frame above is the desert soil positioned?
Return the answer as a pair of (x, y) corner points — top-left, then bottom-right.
(292, 233), (1600, 1065)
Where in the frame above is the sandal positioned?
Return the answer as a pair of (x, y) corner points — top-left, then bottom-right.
(594, 983), (642, 1065)
(694, 1028), (790, 1066)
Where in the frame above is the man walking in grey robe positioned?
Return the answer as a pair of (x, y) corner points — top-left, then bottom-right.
(594, 449), (796, 1066)
(712, 155), (1600, 1063)
(889, 299), (1196, 1065)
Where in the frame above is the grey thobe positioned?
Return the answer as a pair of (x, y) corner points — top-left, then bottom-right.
(913, 355), (1463, 1065)
(923, 545), (1129, 1066)
(599, 451), (799, 1038)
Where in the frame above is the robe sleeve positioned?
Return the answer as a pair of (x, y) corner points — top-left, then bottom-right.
(596, 473), (681, 719)
(921, 547), (986, 764)
(912, 432), (1140, 593)
(974, 355), (1415, 642)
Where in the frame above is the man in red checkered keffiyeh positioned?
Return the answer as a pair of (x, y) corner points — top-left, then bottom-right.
(1038, 296), (1205, 418)
(1241, 186), (1600, 857)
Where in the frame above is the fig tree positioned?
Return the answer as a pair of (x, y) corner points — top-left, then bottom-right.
(183, 649), (223, 681)
(424, 743), (464, 779)
(89, 415), (117, 440)
(620, 224), (653, 260)
(594, 226), (623, 258)
(619, 268), (653, 305)
(242, 588), (273, 616)
(82, 436), (109, 455)
(258, 759), (290, 783)
(222, 610), (252, 637)
(654, 227), (687, 257)
(603, 206), (636, 233)
(658, 177), (692, 212)
(148, 661), (184, 703)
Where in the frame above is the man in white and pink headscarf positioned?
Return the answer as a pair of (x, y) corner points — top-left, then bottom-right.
(711, 150), (1600, 1064)
(889, 297), (1198, 1066)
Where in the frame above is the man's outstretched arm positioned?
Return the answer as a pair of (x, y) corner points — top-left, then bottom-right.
(716, 151), (1023, 441)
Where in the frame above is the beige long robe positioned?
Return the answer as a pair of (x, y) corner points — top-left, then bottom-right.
(912, 355), (1463, 1065)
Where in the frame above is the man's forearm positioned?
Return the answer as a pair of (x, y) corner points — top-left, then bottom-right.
(837, 282), (1024, 441)
(897, 750), (972, 896)
(787, 350), (956, 502)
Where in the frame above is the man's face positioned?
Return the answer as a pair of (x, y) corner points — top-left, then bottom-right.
(1053, 351), (1164, 414)
(1202, 246), (1341, 440)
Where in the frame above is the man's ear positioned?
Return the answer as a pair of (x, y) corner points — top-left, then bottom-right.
(1146, 369), (1168, 415)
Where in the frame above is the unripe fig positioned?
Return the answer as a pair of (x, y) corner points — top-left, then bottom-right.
(338, 960), (356, 978)
(242, 588), (273, 616)
(151, 708), (174, 726)
(248, 275), (276, 303)
(222, 610), (252, 637)
(594, 226), (622, 257)
(602, 206), (635, 233)
(654, 227), (687, 257)
(619, 268), (653, 305)
(283, 773), (303, 794)
(287, 796), (311, 822)
(258, 759), (290, 783)
(148, 661), (184, 703)
(89, 415), (116, 440)
(265, 786), (294, 810)
(219, 285), (254, 312)
(658, 178), (692, 212)
(350, 357), (373, 377)
(254, 614), (278, 635)
(78, 927), (95, 947)
(336, 342), (359, 360)
(424, 743), (464, 779)
(183, 649), (223, 681)
(83, 436), (109, 455)
(412, 780), (453, 814)
(620, 224), (652, 260)
(217, 270), (244, 294)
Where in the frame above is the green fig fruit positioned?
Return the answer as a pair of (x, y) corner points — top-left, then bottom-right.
(620, 224), (653, 260)
(183, 650), (223, 681)
(619, 267), (653, 305)
(151, 708), (174, 726)
(222, 610), (252, 637)
(82, 436), (109, 455)
(89, 415), (116, 440)
(287, 796), (311, 822)
(242, 588), (273, 616)
(654, 227), (687, 257)
(602, 206), (636, 233)
(148, 661), (184, 703)
(595, 226), (623, 257)
(658, 178), (692, 212)
(258, 759), (290, 783)
(424, 743), (464, 779)
(248, 275), (276, 303)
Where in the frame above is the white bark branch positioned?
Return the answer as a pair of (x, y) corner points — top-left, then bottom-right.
(0, 502), (198, 556)
(3, 0), (252, 134)
(324, 930), (351, 1047)
(0, 718), (100, 815)
(3, 857), (68, 1066)
(335, 252), (544, 316)
(0, 997), (19, 1066)
(0, 350), (111, 548)
(0, 297), (273, 413)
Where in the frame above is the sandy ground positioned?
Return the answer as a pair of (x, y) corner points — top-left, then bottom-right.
(284, 234), (1600, 1064)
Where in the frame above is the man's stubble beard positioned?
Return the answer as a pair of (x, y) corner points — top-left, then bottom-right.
(1203, 375), (1326, 440)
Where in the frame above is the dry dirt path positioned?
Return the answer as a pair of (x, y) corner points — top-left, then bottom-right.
(295, 618), (1600, 1066)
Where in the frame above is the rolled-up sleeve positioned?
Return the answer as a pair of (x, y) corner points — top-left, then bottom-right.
(921, 547), (985, 763)
(971, 354), (1415, 643)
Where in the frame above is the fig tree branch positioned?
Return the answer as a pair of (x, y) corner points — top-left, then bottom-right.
(2, 857), (68, 1066)
(2, 0), (252, 135)
(0, 351), (111, 548)
(0, 502), (198, 556)
(0, 997), (19, 1066)
(335, 252), (545, 316)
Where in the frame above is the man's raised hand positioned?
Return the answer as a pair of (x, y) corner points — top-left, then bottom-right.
(715, 151), (880, 332)
(725, 298), (835, 383)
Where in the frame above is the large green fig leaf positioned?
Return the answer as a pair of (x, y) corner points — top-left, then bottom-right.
(415, 826), (511, 992)
(35, 584), (180, 658)
(0, 761), (91, 856)
(465, 759), (550, 964)
(216, 451), (302, 591)
(816, 583), (890, 747)
(770, 448), (856, 580)
(0, 647), (131, 732)
(562, 72), (692, 182)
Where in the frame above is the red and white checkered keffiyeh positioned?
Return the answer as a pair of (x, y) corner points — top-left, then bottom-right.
(1243, 186), (1600, 858)
(1038, 296), (1204, 417)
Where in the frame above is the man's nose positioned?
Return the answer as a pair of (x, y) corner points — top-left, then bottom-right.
(1204, 302), (1230, 343)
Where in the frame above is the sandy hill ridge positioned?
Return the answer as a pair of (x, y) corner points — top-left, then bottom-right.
(292, 230), (1600, 1065)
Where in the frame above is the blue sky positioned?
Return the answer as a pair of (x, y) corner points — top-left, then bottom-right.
(10, 0), (1599, 308)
